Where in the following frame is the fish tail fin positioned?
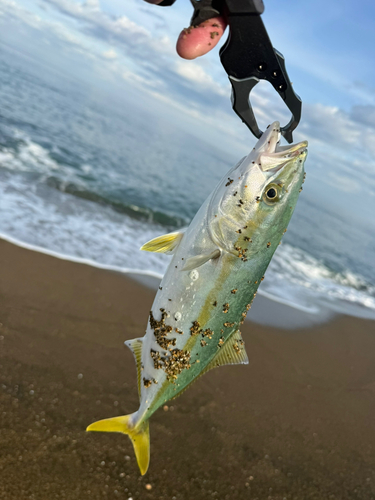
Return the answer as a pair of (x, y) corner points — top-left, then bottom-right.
(86, 413), (150, 475)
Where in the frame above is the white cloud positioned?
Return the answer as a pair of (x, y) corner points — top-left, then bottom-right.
(42, 0), (153, 45)
(103, 48), (117, 59)
(299, 102), (375, 157)
(0, 0), (92, 54)
(350, 105), (375, 129)
(83, 0), (100, 11)
(326, 172), (361, 194)
(174, 60), (226, 96)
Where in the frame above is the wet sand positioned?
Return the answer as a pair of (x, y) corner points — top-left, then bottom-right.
(1, 237), (375, 500)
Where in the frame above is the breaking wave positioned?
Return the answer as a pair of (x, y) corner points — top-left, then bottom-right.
(0, 128), (185, 227)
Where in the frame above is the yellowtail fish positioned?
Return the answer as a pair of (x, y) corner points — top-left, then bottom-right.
(87, 122), (308, 474)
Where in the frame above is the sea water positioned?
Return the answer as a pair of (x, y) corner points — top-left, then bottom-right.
(1, 44), (375, 327)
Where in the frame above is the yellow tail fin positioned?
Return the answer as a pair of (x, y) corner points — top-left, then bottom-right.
(86, 414), (150, 475)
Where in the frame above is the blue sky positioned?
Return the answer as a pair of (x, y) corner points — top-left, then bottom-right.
(1, 0), (375, 227)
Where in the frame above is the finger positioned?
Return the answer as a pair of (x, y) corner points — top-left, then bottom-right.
(176, 16), (227, 60)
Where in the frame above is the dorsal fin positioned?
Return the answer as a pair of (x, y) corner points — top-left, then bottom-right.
(140, 231), (184, 254)
(202, 330), (248, 375)
(182, 249), (221, 271)
(124, 337), (143, 399)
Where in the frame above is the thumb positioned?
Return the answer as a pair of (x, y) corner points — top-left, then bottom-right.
(176, 16), (227, 60)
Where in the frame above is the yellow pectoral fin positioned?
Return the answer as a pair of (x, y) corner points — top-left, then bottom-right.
(140, 231), (184, 254)
(87, 414), (150, 475)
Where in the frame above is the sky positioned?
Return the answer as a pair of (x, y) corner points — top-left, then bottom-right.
(0, 0), (375, 227)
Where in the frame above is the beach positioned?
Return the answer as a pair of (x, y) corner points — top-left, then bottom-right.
(1, 237), (375, 500)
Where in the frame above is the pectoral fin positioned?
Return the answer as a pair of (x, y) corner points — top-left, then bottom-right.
(124, 337), (143, 399)
(140, 231), (184, 254)
(182, 249), (221, 271)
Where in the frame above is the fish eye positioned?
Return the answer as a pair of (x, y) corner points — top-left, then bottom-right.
(262, 183), (280, 205)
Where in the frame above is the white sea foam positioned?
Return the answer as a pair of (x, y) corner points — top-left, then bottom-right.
(0, 129), (60, 173)
(0, 169), (169, 274)
(268, 243), (375, 311)
(0, 128), (92, 192)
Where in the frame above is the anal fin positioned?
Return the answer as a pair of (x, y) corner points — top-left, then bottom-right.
(171, 330), (248, 401)
(124, 337), (143, 399)
(203, 330), (248, 375)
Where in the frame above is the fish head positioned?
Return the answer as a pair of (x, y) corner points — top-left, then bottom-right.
(208, 122), (308, 254)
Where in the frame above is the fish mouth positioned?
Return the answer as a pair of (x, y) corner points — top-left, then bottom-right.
(257, 121), (308, 173)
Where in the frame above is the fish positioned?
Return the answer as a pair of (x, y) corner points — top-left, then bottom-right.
(86, 121), (308, 475)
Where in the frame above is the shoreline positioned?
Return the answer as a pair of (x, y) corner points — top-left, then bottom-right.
(2, 237), (375, 498)
(0, 232), (365, 329)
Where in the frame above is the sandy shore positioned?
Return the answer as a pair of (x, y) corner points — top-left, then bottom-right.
(1, 238), (375, 500)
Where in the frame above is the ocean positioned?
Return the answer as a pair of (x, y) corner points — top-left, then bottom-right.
(1, 43), (375, 327)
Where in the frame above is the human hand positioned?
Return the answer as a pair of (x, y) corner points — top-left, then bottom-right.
(144, 0), (227, 60)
